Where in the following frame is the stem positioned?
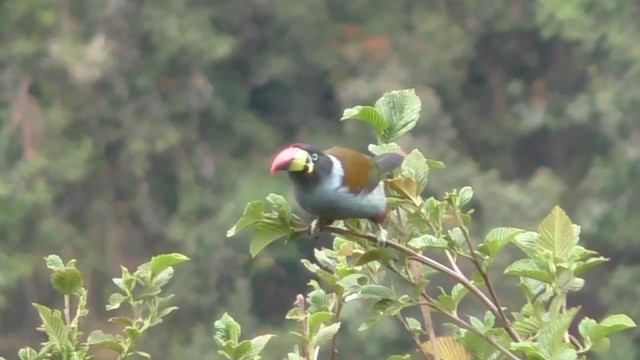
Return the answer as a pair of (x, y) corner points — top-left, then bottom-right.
(322, 225), (502, 317)
(408, 259), (441, 360)
(64, 294), (71, 325)
(397, 313), (432, 360)
(422, 292), (523, 360)
(330, 293), (342, 360)
(450, 209), (522, 343)
(294, 294), (311, 360)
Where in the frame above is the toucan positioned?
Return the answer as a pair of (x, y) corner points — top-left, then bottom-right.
(270, 143), (404, 244)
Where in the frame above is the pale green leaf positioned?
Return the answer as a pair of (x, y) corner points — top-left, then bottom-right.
(243, 334), (276, 360)
(215, 313), (242, 345)
(401, 149), (429, 194)
(227, 201), (265, 237)
(150, 253), (189, 276)
(266, 193), (292, 223)
(314, 322), (341, 346)
(249, 221), (290, 257)
(538, 206), (576, 259)
(375, 89), (421, 141)
(341, 105), (389, 133)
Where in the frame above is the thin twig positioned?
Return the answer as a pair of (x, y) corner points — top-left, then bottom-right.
(450, 210), (522, 342)
(322, 225), (501, 317)
(397, 313), (432, 360)
(408, 259), (441, 360)
(330, 293), (342, 360)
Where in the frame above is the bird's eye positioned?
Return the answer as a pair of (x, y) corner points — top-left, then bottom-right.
(310, 153), (319, 161)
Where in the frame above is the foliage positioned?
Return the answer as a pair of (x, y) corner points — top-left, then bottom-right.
(0, 253), (188, 360)
(226, 91), (635, 359)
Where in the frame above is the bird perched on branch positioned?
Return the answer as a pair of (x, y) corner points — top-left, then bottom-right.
(270, 143), (404, 245)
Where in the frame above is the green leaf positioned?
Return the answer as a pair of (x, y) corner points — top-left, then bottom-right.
(150, 253), (190, 276)
(314, 322), (341, 346)
(17, 348), (38, 360)
(45, 255), (65, 271)
(32, 303), (68, 347)
(107, 293), (127, 311)
(405, 317), (422, 334)
(538, 206), (576, 259)
(408, 234), (448, 250)
(87, 330), (125, 352)
(215, 313), (242, 345)
(266, 193), (292, 223)
(537, 307), (579, 358)
(341, 105), (389, 133)
(588, 314), (637, 342)
(359, 284), (392, 299)
(227, 201), (265, 237)
(308, 311), (334, 335)
(51, 267), (83, 295)
(368, 143), (402, 155)
(401, 149), (429, 194)
(504, 259), (554, 283)
(479, 227), (524, 257)
(375, 89), (421, 142)
(578, 317), (596, 341)
(244, 334), (276, 360)
(356, 249), (390, 266)
(307, 289), (330, 312)
(249, 221), (290, 257)
(457, 186), (473, 207)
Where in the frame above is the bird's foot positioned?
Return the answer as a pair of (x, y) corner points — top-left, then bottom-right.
(375, 225), (388, 247)
(309, 219), (320, 239)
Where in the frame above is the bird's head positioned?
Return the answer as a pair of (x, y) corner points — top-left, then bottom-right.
(270, 144), (326, 175)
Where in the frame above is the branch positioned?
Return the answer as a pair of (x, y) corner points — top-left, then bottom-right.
(450, 210), (521, 343)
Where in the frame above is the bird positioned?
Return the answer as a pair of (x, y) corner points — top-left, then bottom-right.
(270, 143), (404, 245)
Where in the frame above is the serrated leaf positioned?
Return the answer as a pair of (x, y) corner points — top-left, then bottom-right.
(504, 259), (553, 283)
(150, 253), (189, 276)
(266, 193), (292, 223)
(375, 89), (421, 141)
(574, 256), (608, 275)
(537, 307), (579, 358)
(341, 105), (389, 133)
(227, 201), (265, 237)
(401, 149), (429, 195)
(538, 206), (576, 259)
(249, 221), (290, 257)
(408, 234), (448, 250)
(314, 323), (341, 346)
(479, 227), (524, 257)
(32, 303), (68, 347)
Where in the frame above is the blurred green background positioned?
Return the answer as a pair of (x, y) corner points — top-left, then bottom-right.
(0, 0), (638, 358)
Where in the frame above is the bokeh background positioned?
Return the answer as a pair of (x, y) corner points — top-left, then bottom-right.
(1, 0), (639, 358)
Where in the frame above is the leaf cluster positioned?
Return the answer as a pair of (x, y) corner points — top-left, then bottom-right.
(225, 90), (636, 359)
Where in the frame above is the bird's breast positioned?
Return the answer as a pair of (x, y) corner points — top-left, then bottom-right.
(293, 181), (387, 220)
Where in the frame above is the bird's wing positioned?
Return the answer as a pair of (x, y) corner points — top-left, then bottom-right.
(325, 147), (378, 194)
(373, 152), (405, 173)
